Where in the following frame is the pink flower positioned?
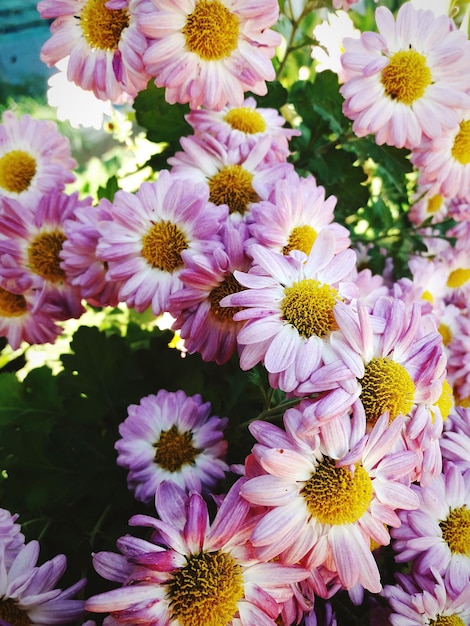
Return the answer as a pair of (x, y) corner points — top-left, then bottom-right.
(38, 0), (150, 103)
(340, 3), (470, 149)
(138, 0), (281, 110)
(86, 480), (308, 624)
(115, 389), (229, 503)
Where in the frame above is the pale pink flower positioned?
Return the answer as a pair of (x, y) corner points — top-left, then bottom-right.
(241, 409), (419, 593)
(220, 229), (358, 393)
(340, 3), (470, 149)
(96, 171), (225, 316)
(440, 407), (470, 471)
(0, 111), (75, 206)
(38, 0), (150, 103)
(138, 0), (281, 110)
(86, 480), (308, 625)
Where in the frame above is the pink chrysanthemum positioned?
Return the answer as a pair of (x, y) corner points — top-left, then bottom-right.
(246, 170), (350, 257)
(0, 192), (86, 321)
(440, 407), (470, 471)
(186, 97), (299, 162)
(0, 282), (62, 350)
(61, 197), (121, 308)
(241, 409), (419, 593)
(340, 3), (470, 149)
(38, 0), (150, 103)
(169, 220), (251, 365)
(96, 171), (225, 316)
(391, 463), (470, 596)
(115, 389), (229, 503)
(411, 113), (470, 201)
(0, 537), (86, 625)
(220, 229), (358, 393)
(86, 479), (308, 625)
(0, 111), (76, 205)
(383, 569), (470, 626)
(169, 134), (293, 222)
(138, 0), (281, 110)
(325, 296), (447, 483)
(407, 186), (450, 227)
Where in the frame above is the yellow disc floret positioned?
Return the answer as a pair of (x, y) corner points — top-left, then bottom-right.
(451, 120), (470, 165)
(435, 379), (453, 421)
(80, 0), (129, 51)
(301, 456), (373, 525)
(224, 108), (266, 134)
(0, 150), (37, 194)
(429, 616), (465, 626)
(28, 230), (67, 283)
(167, 550), (244, 626)
(209, 273), (244, 322)
(447, 268), (470, 289)
(282, 279), (338, 339)
(0, 287), (27, 318)
(381, 49), (432, 105)
(183, 0), (240, 61)
(283, 225), (317, 256)
(153, 425), (199, 472)
(141, 221), (188, 272)
(209, 165), (259, 215)
(360, 357), (415, 425)
(439, 506), (470, 555)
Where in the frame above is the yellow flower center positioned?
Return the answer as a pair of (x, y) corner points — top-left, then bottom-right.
(447, 268), (470, 289)
(27, 230), (67, 283)
(281, 279), (338, 339)
(360, 357), (415, 425)
(209, 165), (259, 215)
(427, 194), (443, 214)
(153, 424), (199, 472)
(80, 0), (129, 51)
(456, 395), (470, 408)
(0, 598), (31, 626)
(381, 49), (432, 105)
(301, 456), (373, 525)
(421, 290), (434, 304)
(223, 108), (267, 134)
(440, 506), (470, 555)
(0, 287), (27, 318)
(435, 379), (453, 421)
(451, 120), (470, 165)
(429, 616), (465, 626)
(167, 550), (244, 626)
(141, 220), (188, 273)
(438, 323), (452, 346)
(0, 150), (37, 194)
(209, 273), (244, 322)
(183, 0), (240, 61)
(282, 225), (317, 256)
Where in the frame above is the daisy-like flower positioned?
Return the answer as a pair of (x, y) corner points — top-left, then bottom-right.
(138, 0), (281, 110)
(246, 170), (350, 257)
(220, 229), (358, 393)
(0, 192), (86, 321)
(169, 220), (251, 365)
(86, 479), (309, 624)
(411, 112), (470, 200)
(384, 569), (470, 626)
(408, 186), (450, 227)
(115, 389), (229, 503)
(391, 463), (470, 596)
(169, 134), (293, 222)
(0, 282), (62, 350)
(0, 538), (86, 625)
(38, 0), (150, 103)
(0, 111), (76, 205)
(61, 198), (121, 308)
(0, 508), (25, 568)
(241, 409), (419, 593)
(340, 2), (470, 149)
(186, 97), (299, 163)
(324, 296), (446, 483)
(96, 170), (225, 316)
(440, 407), (470, 471)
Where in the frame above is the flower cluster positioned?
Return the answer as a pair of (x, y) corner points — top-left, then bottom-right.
(1, 1), (469, 625)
